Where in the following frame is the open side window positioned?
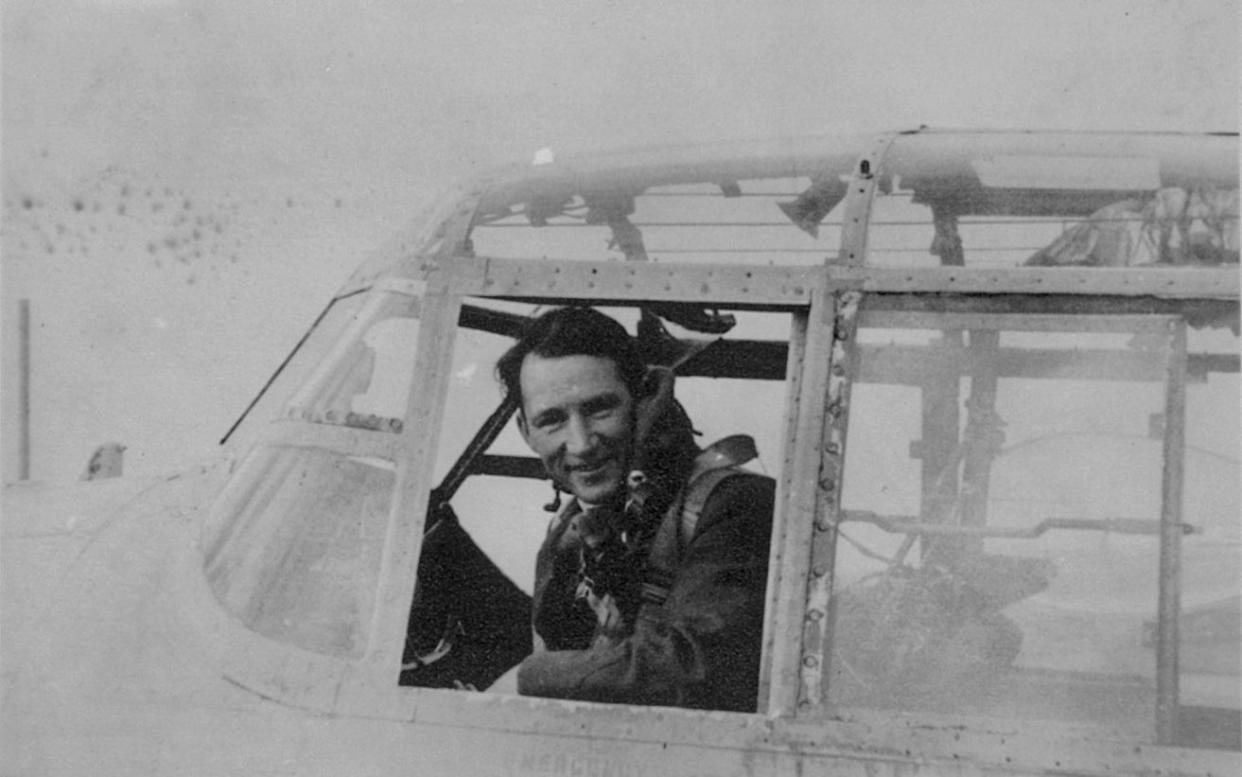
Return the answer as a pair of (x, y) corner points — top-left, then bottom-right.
(398, 299), (796, 712)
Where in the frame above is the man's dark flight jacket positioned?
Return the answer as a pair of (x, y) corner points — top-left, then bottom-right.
(517, 469), (775, 712)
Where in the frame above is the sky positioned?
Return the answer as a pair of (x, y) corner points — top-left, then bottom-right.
(1, 0), (1239, 481)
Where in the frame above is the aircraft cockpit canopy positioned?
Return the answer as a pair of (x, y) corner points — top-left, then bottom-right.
(453, 131), (1238, 272)
(198, 130), (1239, 763)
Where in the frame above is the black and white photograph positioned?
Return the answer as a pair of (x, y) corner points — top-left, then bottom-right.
(2, 1), (1238, 774)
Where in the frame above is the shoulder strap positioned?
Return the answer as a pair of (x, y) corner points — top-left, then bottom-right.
(676, 434), (759, 549)
(641, 436), (758, 605)
(677, 465), (744, 551)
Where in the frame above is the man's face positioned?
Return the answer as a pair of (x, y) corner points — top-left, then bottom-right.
(516, 353), (636, 505)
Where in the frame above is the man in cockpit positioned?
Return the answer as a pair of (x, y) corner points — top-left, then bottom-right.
(496, 306), (775, 712)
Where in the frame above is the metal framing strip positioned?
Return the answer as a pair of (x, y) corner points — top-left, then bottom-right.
(433, 174), (508, 262)
(837, 132), (898, 267)
(459, 258), (817, 307)
(764, 287), (835, 717)
(793, 133), (894, 709)
(219, 295), (343, 447)
(348, 287), (463, 710)
(833, 265), (1239, 298)
(800, 289), (861, 709)
(953, 329), (1001, 561)
(376, 276), (430, 298)
(431, 395), (520, 505)
(859, 310), (1185, 334)
(758, 306), (811, 714)
(340, 172), (502, 295)
(426, 256), (1239, 302)
(1156, 316), (1188, 745)
(264, 419), (404, 461)
(794, 133), (895, 708)
(468, 453), (547, 481)
(841, 511), (1195, 538)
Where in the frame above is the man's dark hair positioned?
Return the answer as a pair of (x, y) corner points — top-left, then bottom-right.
(496, 307), (646, 410)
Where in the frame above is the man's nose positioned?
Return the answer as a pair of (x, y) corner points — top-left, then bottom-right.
(564, 414), (596, 455)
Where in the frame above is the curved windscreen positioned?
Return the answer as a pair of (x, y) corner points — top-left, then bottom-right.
(203, 445), (394, 657)
(202, 287), (423, 657)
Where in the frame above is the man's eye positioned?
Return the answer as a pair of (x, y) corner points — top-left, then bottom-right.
(534, 414), (564, 431)
(584, 397), (622, 418)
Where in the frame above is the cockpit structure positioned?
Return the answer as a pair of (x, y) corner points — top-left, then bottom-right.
(186, 129), (1240, 774)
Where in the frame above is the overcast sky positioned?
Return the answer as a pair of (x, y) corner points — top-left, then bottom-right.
(2, 0), (1238, 480)
(6, 1), (1237, 183)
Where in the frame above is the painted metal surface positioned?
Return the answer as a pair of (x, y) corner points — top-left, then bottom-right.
(7, 474), (1237, 776)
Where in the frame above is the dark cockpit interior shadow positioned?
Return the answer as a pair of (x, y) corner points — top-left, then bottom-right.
(400, 503), (532, 690)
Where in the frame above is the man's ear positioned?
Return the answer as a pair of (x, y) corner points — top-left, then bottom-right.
(515, 410), (532, 446)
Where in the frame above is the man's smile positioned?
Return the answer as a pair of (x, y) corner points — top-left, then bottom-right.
(568, 459), (612, 476)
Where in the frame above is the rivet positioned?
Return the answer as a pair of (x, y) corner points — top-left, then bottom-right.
(819, 477), (835, 492)
(825, 442), (841, 455)
(807, 609), (824, 622)
(813, 564), (831, 577)
(802, 655), (819, 668)
(815, 516), (834, 532)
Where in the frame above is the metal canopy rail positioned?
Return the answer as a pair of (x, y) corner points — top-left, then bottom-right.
(389, 258), (1241, 303)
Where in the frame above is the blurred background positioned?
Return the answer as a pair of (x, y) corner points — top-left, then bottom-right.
(2, 0), (1237, 482)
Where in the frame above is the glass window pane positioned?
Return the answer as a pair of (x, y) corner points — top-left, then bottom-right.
(871, 135), (1239, 269)
(830, 316), (1240, 747)
(282, 291), (421, 433)
(470, 179), (842, 267)
(203, 445), (394, 657)
(1178, 326), (1241, 746)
